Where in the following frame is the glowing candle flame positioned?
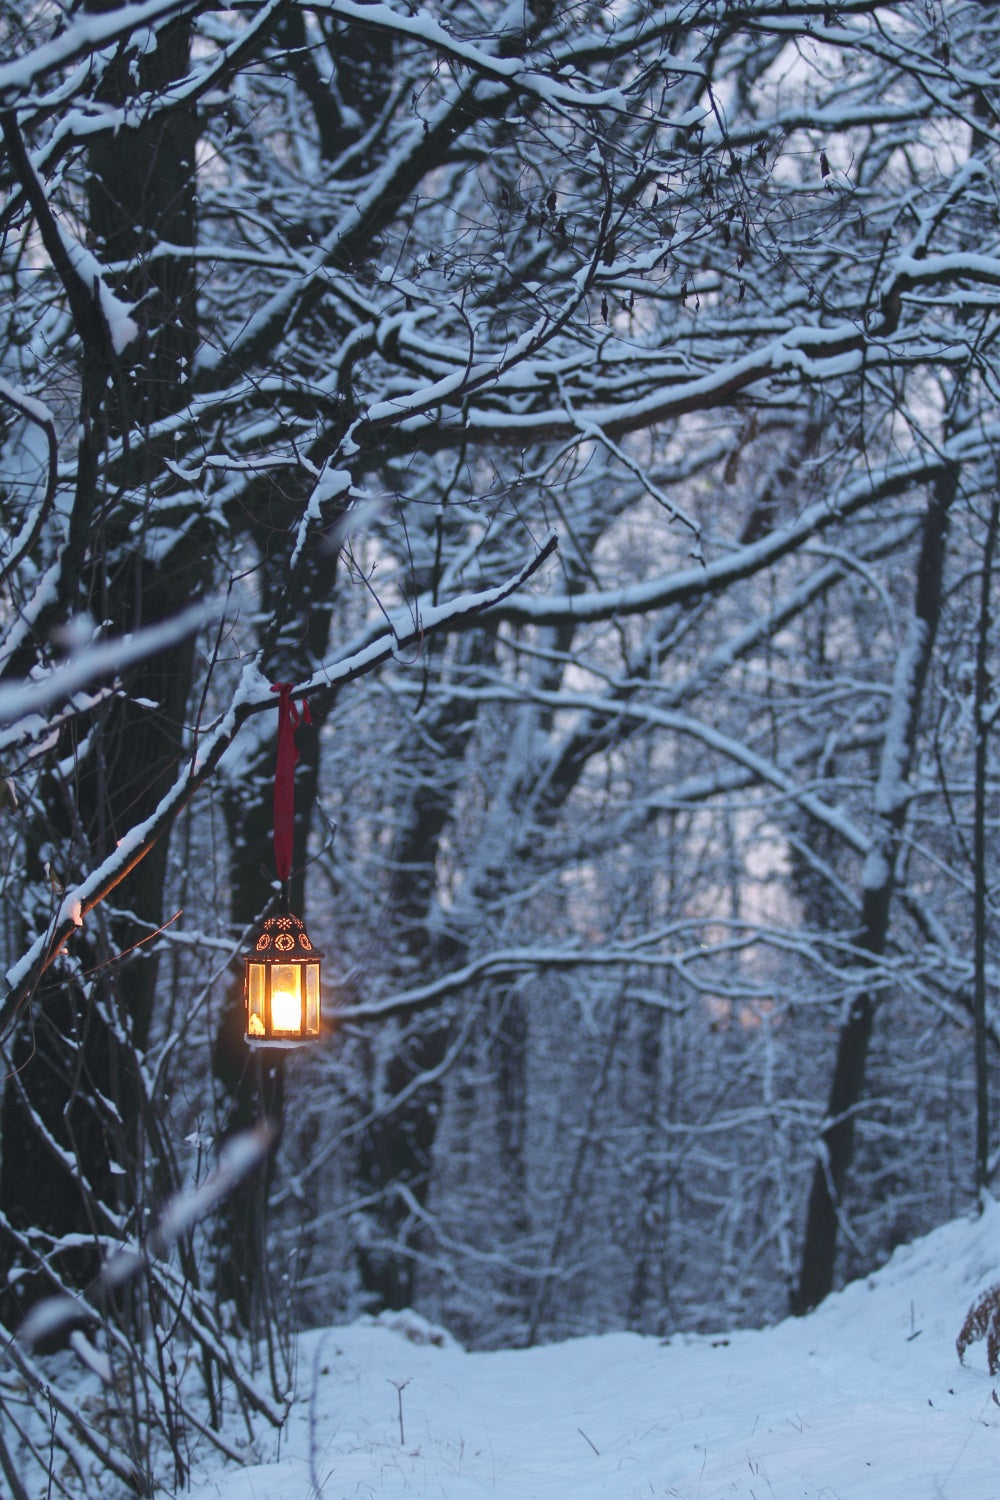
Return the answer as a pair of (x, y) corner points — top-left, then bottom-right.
(271, 987), (300, 1033)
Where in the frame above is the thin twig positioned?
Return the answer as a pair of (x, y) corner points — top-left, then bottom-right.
(388, 1378), (412, 1446)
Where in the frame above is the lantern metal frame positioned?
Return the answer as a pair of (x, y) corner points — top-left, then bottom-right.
(243, 900), (324, 1048)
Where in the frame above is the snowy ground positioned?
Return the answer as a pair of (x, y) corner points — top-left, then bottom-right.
(189, 1199), (1000, 1500)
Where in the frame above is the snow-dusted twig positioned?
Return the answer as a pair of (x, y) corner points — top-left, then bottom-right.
(0, 377), (58, 589)
(15, 1124), (277, 1353)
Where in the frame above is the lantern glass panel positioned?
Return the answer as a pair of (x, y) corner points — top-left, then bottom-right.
(270, 963), (301, 1033)
(247, 964), (266, 1038)
(305, 964), (320, 1034)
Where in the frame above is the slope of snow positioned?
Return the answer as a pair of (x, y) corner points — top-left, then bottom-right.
(191, 1200), (1000, 1499)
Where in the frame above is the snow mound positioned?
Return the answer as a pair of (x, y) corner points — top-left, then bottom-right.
(190, 1200), (1000, 1500)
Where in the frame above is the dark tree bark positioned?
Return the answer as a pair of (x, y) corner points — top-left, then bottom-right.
(354, 647), (484, 1308)
(0, 8), (203, 1311)
(205, 8), (396, 1325)
(211, 590), (331, 1327)
(972, 496), (998, 1197)
(793, 462), (959, 1314)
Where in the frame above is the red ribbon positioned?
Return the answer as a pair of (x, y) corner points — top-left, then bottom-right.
(271, 683), (311, 882)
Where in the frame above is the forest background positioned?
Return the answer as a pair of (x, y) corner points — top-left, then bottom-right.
(1, 0), (1000, 1492)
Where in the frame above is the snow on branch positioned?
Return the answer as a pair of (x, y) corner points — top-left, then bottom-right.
(116, 1124), (278, 1273)
(0, 536), (557, 1033)
(10, 1126), (277, 1342)
(297, 531), (558, 697)
(479, 437), (992, 626)
(0, 600), (221, 727)
(308, 0), (632, 114)
(0, 112), (138, 361)
(358, 320), (942, 461)
(0, 0), (200, 107)
(0, 376), (58, 588)
(5, 1122), (280, 1487)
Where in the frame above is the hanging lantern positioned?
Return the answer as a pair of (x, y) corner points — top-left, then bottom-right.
(243, 681), (325, 1047)
(244, 904), (324, 1047)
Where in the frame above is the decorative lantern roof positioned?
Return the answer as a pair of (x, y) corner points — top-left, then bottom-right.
(245, 908), (323, 967)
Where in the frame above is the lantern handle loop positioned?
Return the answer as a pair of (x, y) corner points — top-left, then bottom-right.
(270, 683), (311, 884)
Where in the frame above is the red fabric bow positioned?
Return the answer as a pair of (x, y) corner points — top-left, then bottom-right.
(271, 683), (311, 881)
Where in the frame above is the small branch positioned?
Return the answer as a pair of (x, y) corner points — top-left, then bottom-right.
(388, 1378), (412, 1446)
(0, 111), (112, 364)
(0, 600), (220, 728)
(0, 378), (58, 589)
(0, 1417), (31, 1500)
(0, 0), (198, 106)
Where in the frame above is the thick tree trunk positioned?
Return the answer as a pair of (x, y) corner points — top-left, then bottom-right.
(0, 10), (201, 1311)
(354, 693), (474, 1308)
(212, 685), (331, 1326)
(972, 497), (998, 1196)
(206, 9), (395, 1324)
(793, 463), (957, 1314)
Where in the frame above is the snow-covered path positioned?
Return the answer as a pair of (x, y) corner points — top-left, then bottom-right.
(191, 1201), (1000, 1499)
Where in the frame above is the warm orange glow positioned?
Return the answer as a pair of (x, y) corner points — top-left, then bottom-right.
(245, 915), (323, 1044)
(270, 986), (300, 1033)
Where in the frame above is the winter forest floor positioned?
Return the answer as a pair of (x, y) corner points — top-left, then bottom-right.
(180, 1199), (1000, 1500)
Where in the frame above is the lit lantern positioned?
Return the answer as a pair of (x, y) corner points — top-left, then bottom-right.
(244, 904), (324, 1047)
(243, 680), (325, 1047)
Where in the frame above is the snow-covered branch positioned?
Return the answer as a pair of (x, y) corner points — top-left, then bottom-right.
(0, 536), (557, 1033)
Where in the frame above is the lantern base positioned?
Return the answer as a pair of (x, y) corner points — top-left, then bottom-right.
(244, 1035), (317, 1051)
